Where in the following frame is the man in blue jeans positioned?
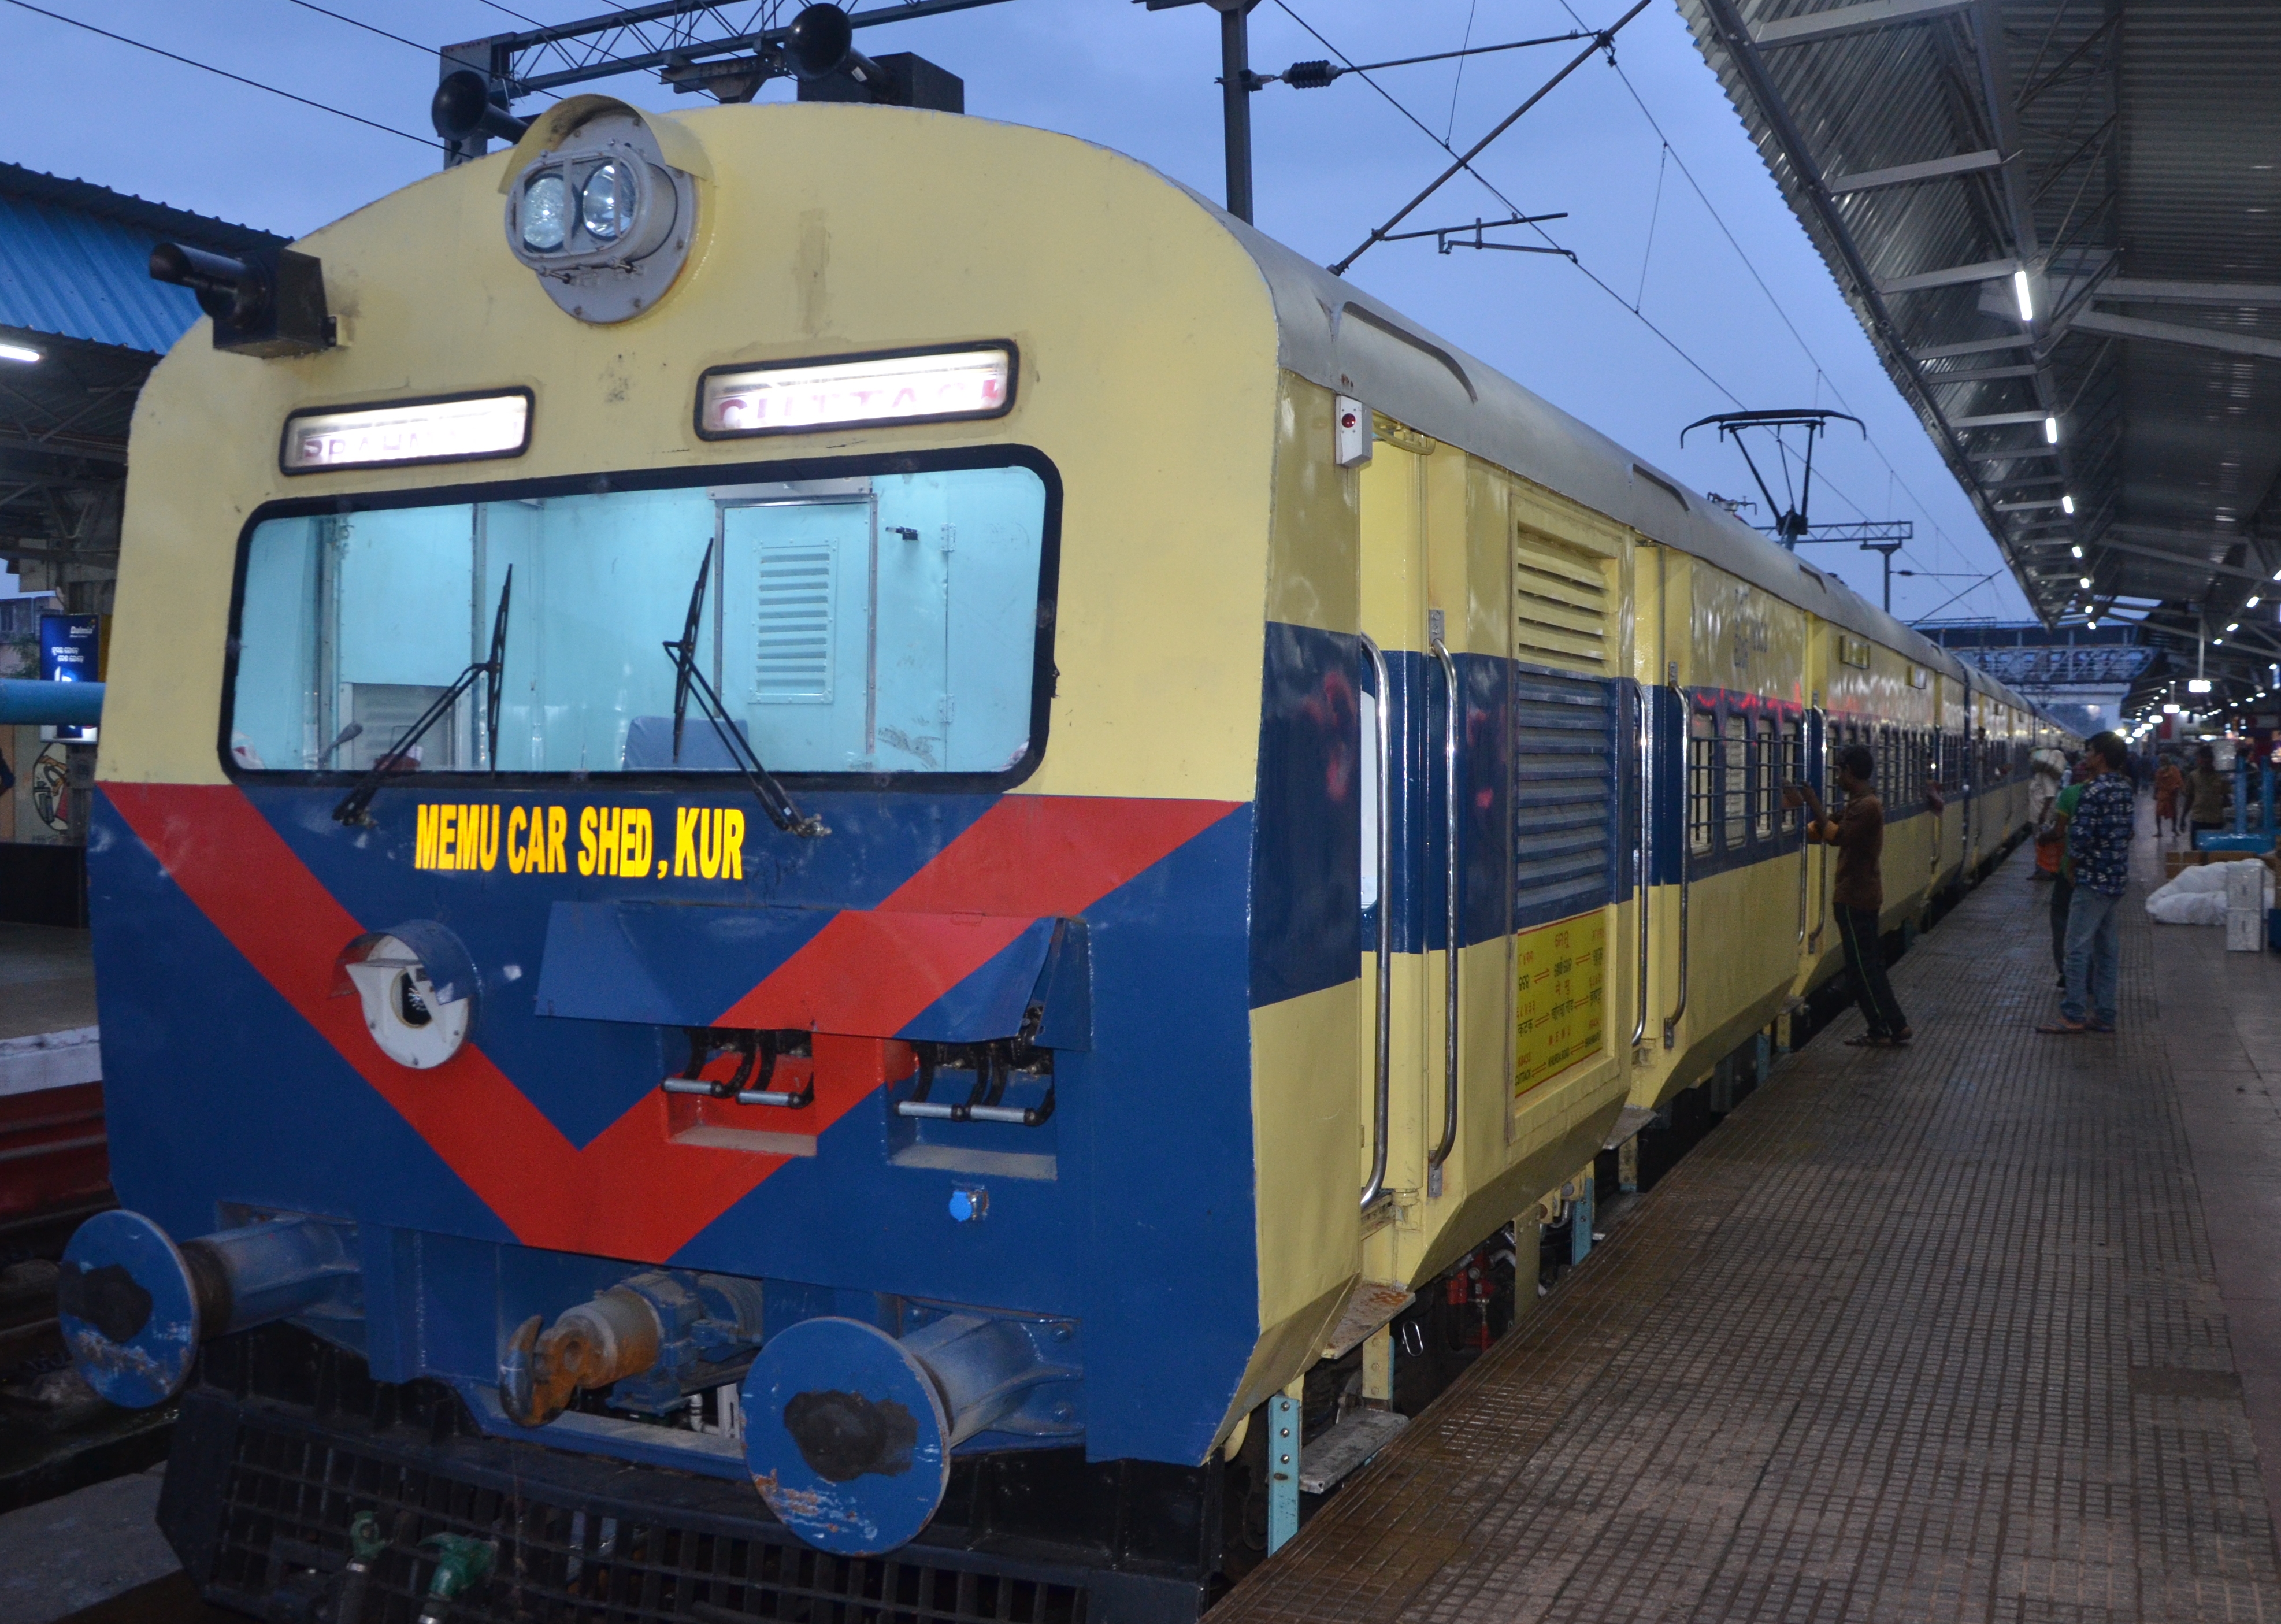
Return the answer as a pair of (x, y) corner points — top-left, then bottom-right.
(2039, 731), (2132, 1035)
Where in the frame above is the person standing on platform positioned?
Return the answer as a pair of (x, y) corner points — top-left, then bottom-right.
(2040, 732), (2132, 1036)
(2030, 748), (2067, 882)
(2154, 755), (2185, 837)
(1798, 743), (1911, 1049)
(2045, 765), (2087, 989)
(2187, 744), (2231, 841)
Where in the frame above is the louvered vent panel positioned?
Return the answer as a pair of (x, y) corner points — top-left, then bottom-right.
(1512, 667), (1616, 932)
(752, 542), (834, 702)
(1514, 532), (1611, 672)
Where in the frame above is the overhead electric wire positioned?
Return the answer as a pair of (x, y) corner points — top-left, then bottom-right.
(1316, 29), (1592, 81)
(277, 0), (563, 105)
(3, 0), (443, 149)
(281, 0), (433, 55)
(1327, 0), (1656, 276)
(1273, 0), (1742, 408)
(474, 0), (552, 24)
(1546, 0), (2007, 614)
(1442, 0), (1479, 142)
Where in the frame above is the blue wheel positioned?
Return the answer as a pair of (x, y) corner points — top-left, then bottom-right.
(741, 1317), (952, 1555)
(56, 1210), (202, 1408)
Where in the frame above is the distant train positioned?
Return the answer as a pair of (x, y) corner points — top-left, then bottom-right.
(58, 84), (2071, 1621)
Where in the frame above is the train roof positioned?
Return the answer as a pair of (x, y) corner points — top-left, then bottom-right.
(1200, 194), (2057, 729)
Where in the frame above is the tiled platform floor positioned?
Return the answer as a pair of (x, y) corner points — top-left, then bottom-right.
(1219, 806), (2281, 1622)
(0, 922), (95, 1042)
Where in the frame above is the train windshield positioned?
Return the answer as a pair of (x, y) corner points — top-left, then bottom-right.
(228, 463), (1051, 779)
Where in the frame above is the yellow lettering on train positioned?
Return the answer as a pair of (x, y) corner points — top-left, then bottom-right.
(409, 803), (728, 879)
(622, 808), (646, 876)
(675, 807), (700, 876)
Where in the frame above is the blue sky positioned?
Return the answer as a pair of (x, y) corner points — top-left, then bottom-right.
(1, 0), (2030, 622)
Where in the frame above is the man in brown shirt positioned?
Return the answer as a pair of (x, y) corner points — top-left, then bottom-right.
(1798, 741), (1911, 1047)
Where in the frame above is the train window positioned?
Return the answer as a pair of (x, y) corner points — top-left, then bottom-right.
(1688, 711), (1715, 855)
(227, 458), (1055, 781)
(1722, 711), (1748, 850)
(1782, 715), (1802, 824)
(1753, 715), (1776, 839)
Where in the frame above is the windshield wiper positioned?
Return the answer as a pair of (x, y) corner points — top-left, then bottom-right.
(332, 566), (513, 826)
(662, 542), (826, 839)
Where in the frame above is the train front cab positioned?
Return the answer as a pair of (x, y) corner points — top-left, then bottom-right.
(76, 100), (1336, 1612)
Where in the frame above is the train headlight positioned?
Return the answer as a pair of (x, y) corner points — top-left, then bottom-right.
(520, 173), (570, 251)
(580, 162), (635, 240)
(499, 99), (705, 324)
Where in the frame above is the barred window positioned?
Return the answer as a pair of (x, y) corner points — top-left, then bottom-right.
(1782, 715), (1802, 826)
(1689, 711), (1716, 856)
(1723, 711), (1749, 850)
(1754, 714), (1777, 839)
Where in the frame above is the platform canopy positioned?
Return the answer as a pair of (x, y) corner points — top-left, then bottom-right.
(0, 163), (281, 599)
(1676, 0), (2281, 718)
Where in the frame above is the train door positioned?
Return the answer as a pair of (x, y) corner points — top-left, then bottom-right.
(1354, 428), (1435, 1231)
(1356, 422), (1540, 1278)
(1359, 429), (1638, 1284)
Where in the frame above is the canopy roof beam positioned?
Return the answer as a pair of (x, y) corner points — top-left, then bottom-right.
(1828, 148), (2004, 195)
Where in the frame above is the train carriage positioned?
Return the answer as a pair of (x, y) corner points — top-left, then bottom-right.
(56, 93), (2072, 1619)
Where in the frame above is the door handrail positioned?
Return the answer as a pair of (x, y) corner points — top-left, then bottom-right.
(1807, 707), (1830, 951)
(1429, 637), (1460, 1183)
(1631, 681), (1652, 1049)
(1661, 665), (1689, 1049)
(1359, 632), (1394, 1211)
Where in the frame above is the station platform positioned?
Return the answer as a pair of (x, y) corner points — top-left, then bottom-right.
(1221, 808), (2281, 1622)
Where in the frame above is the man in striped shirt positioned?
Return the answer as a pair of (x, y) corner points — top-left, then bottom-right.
(2040, 731), (2133, 1035)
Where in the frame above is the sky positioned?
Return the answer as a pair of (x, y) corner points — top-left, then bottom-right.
(0, 0), (2034, 624)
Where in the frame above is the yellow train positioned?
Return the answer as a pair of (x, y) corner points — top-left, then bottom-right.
(66, 88), (2070, 1615)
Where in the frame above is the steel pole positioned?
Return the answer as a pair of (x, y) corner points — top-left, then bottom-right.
(1218, 1), (1256, 223)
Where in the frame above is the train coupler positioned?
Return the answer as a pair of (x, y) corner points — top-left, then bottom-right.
(499, 1269), (766, 1426)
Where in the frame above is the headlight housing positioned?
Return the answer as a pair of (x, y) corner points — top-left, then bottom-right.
(503, 109), (698, 324)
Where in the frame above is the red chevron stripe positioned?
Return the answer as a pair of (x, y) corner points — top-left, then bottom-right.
(102, 784), (1236, 1261)
(710, 796), (1237, 1032)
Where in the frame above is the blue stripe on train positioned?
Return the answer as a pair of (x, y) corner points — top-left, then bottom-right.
(1248, 624), (1638, 1007)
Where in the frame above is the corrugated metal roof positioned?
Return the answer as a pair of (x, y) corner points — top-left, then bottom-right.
(0, 164), (283, 356)
(1674, 0), (2281, 713)
(1, 167), (284, 587)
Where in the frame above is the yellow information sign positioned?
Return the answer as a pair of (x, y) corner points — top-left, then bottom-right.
(1514, 910), (1607, 1098)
